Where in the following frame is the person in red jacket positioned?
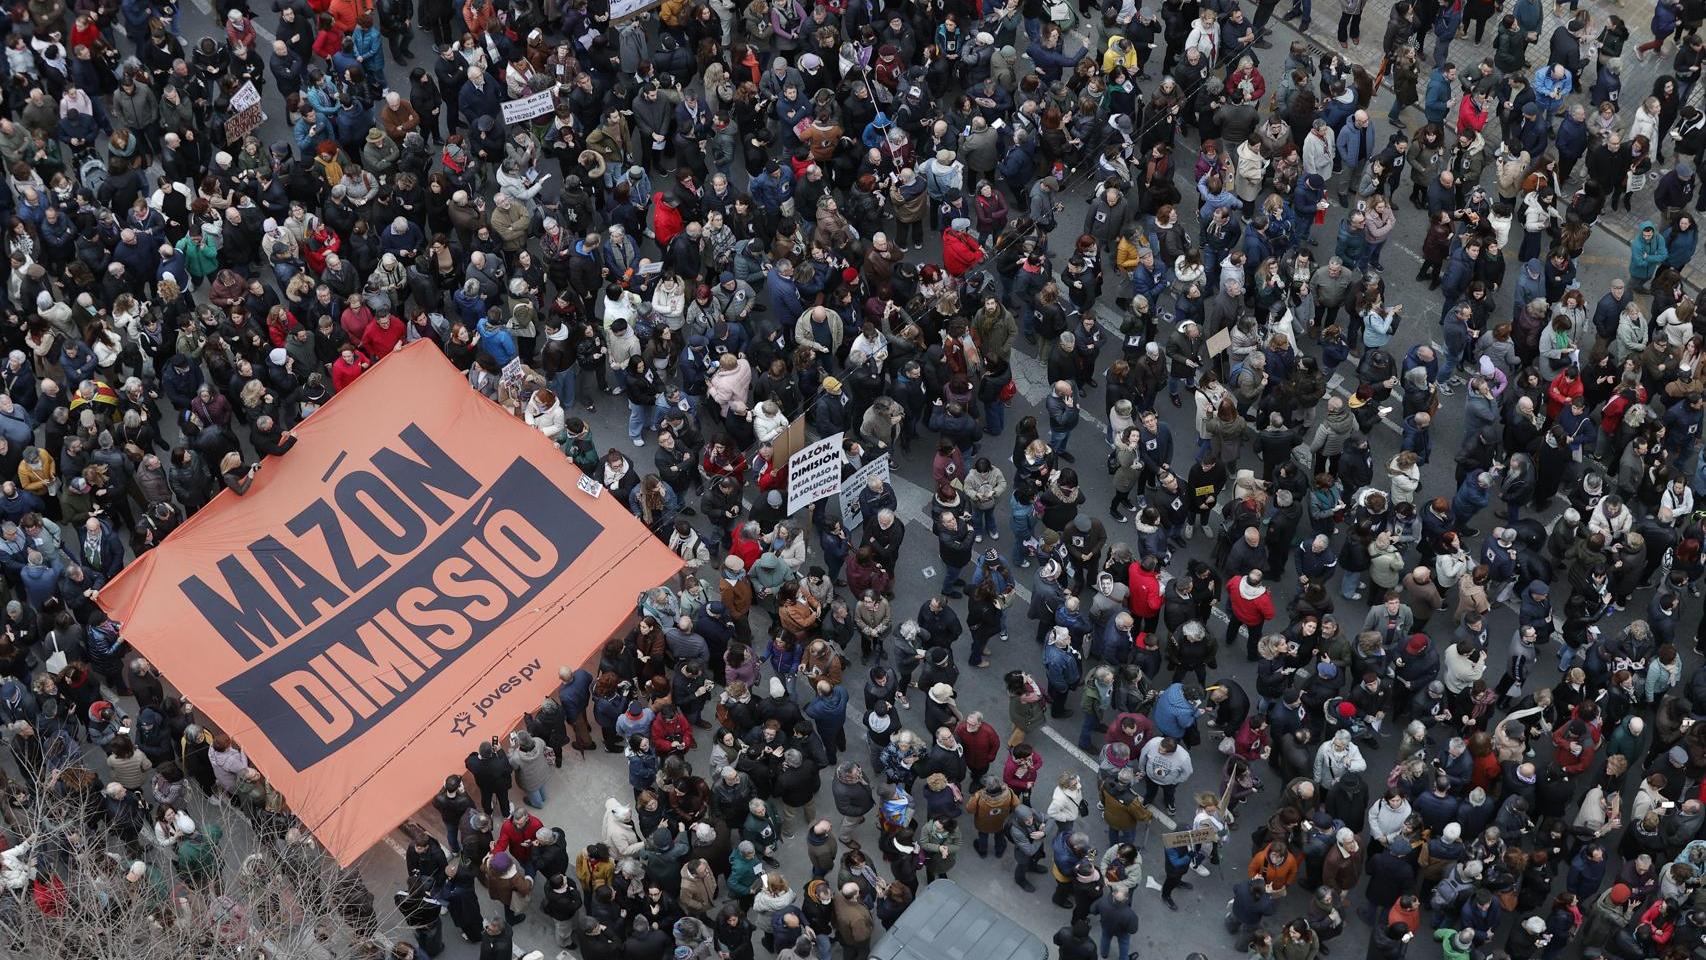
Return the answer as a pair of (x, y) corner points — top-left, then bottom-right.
(492, 807), (543, 869)
(728, 522), (764, 569)
(1545, 366), (1584, 419)
(651, 190), (684, 249)
(359, 310), (406, 357)
(1600, 382), (1649, 439)
(955, 712), (1003, 785)
(1226, 570), (1276, 662)
(941, 217), (986, 277)
(1126, 556), (1164, 635)
(330, 346), (371, 391)
(649, 702), (695, 757)
(1551, 718), (1601, 775)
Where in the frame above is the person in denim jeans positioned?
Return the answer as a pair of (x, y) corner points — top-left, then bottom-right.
(1091, 887), (1139, 960)
(1045, 380), (1081, 460)
(621, 355), (659, 446)
(966, 776), (1017, 858)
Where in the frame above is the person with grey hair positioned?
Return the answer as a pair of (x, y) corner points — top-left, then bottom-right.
(776, 748), (820, 838)
(745, 797), (782, 863)
(1314, 729), (1369, 784)
(727, 839), (764, 906)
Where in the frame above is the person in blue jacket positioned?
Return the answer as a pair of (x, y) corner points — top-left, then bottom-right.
(556, 666), (597, 750)
(1150, 682), (1204, 740)
(1424, 65), (1456, 125)
(1451, 471), (1493, 533)
(1566, 843), (1609, 901)
(1291, 174), (1326, 247)
(1042, 626), (1084, 718)
(1555, 103), (1591, 179)
(475, 312), (518, 367)
(1431, 1), (1464, 68)
(1664, 212), (1699, 270)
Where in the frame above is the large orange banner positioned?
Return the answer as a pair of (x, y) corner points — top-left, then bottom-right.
(98, 342), (682, 864)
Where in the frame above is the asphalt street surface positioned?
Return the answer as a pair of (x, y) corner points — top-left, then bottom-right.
(159, 0), (1679, 954)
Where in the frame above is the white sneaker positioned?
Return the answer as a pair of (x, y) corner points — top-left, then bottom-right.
(1193, 863), (1212, 877)
(975, 534), (984, 543)
(990, 531), (999, 541)
(633, 437), (646, 447)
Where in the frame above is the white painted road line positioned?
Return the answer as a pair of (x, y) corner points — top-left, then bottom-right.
(1041, 723), (1179, 831)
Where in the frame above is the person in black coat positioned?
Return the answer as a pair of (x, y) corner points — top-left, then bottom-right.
(1053, 919), (1098, 960)
(395, 874), (448, 956)
(579, 915), (624, 960)
(405, 831), (449, 883)
(441, 857), (483, 943)
(1365, 921), (1412, 960)
(625, 916), (674, 960)
(1361, 841), (1419, 923)
(464, 739), (514, 817)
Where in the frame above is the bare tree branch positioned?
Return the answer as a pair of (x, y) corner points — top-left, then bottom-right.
(0, 775), (410, 960)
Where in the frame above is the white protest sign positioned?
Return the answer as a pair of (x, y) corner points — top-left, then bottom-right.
(837, 454), (891, 529)
(787, 432), (844, 516)
(610, 0), (662, 19)
(501, 89), (557, 125)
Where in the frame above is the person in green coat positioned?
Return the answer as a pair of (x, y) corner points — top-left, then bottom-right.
(727, 840), (763, 910)
(561, 417), (601, 473)
(742, 798), (783, 863)
(174, 233), (221, 284)
(1434, 927), (1476, 960)
(173, 815), (225, 887)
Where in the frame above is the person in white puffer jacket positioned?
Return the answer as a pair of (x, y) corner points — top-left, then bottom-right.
(524, 387), (566, 441)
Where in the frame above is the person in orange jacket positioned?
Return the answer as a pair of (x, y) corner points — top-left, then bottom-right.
(327, 0), (372, 34)
(1248, 840), (1301, 895)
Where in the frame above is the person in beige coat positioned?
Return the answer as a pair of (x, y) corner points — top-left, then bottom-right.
(679, 858), (718, 918)
(1454, 565), (1491, 625)
(489, 193), (531, 253)
(1234, 139), (1268, 206)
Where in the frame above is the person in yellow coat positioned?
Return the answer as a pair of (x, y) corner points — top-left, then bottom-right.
(1101, 35), (1139, 75)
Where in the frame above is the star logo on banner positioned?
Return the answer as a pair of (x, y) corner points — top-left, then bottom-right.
(450, 712), (476, 737)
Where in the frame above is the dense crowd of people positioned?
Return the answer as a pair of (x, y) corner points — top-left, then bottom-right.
(1, 0), (1706, 956)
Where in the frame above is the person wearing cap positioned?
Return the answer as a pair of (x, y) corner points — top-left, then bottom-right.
(172, 813), (225, 887)
(1582, 882), (1641, 949)
(940, 217), (985, 278)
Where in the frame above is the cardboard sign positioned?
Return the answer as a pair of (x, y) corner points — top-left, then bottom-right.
(1206, 328), (1232, 358)
(97, 342), (682, 865)
(837, 454), (891, 529)
(786, 432), (844, 515)
(224, 81), (266, 144)
(1162, 826), (1224, 848)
